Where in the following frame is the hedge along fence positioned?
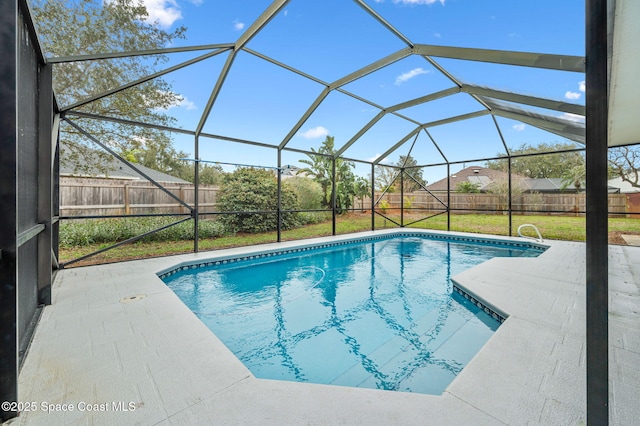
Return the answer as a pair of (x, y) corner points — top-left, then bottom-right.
(60, 177), (218, 217)
(372, 192), (635, 216)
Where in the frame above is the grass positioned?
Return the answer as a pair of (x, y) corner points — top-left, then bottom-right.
(59, 212), (640, 267)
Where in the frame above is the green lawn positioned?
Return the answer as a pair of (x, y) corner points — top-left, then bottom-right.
(59, 213), (640, 267)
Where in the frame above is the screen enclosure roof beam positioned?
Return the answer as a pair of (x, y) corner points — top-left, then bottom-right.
(414, 44), (585, 73)
(234, 0), (290, 52)
(46, 43), (234, 63)
(60, 48), (229, 113)
(352, 0), (414, 47)
(462, 84), (586, 117)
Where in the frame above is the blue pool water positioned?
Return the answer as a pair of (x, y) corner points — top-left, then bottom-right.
(162, 235), (543, 394)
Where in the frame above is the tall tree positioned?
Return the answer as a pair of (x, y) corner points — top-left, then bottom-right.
(32, 0), (188, 175)
(300, 136), (358, 213)
(372, 155), (426, 193)
(169, 162), (225, 186)
(372, 164), (400, 192)
(397, 155), (426, 192)
(561, 146), (638, 190)
(609, 145), (640, 188)
(369, 165), (400, 192)
(486, 142), (585, 178)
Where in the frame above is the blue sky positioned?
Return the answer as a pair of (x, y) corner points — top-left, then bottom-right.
(101, 0), (586, 182)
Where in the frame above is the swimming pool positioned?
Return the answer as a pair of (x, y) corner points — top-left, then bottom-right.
(160, 232), (545, 394)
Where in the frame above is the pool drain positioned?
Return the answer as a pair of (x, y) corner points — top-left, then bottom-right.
(119, 294), (147, 303)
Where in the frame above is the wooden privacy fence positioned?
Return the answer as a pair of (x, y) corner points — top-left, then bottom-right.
(60, 177), (217, 217)
(60, 178), (639, 217)
(373, 192), (636, 216)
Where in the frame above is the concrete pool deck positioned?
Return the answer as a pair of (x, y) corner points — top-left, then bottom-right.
(10, 230), (640, 425)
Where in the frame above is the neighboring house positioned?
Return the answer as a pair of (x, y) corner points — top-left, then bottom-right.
(58, 142), (219, 216)
(424, 166), (601, 194)
(521, 178), (581, 193)
(523, 178), (620, 194)
(425, 167), (522, 193)
(278, 165), (310, 180)
(59, 141), (190, 184)
(607, 176), (640, 193)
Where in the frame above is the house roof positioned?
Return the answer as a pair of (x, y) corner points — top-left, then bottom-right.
(521, 178), (576, 192)
(425, 167), (600, 193)
(607, 177), (640, 193)
(59, 142), (190, 184)
(426, 167), (514, 192)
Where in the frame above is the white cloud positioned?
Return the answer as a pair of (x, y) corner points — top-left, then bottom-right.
(233, 20), (245, 31)
(579, 80), (585, 92)
(299, 126), (329, 139)
(140, 0), (182, 28)
(565, 91), (581, 100)
(176, 96), (197, 110)
(156, 92), (197, 111)
(393, 0), (445, 5)
(559, 113), (585, 123)
(433, 32), (441, 38)
(512, 123), (526, 132)
(394, 67), (429, 85)
(367, 154), (391, 164)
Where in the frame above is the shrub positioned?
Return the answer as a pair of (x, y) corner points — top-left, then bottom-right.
(403, 196), (415, 209)
(217, 168), (300, 233)
(283, 177), (327, 224)
(379, 199), (390, 213)
(283, 177), (323, 210)
(297, 211), (331, 225)
(59, 217), (227, 247)
(455, 181), (481, 193)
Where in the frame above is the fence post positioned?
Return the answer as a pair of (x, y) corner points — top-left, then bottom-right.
(179, 185), (185, 215)
(124, 183), (130, 215)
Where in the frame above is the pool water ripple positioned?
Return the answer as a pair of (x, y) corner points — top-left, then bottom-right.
(162, 235), (542, 394)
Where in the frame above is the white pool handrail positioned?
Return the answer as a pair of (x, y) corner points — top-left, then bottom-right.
(517, 224), (544, 243)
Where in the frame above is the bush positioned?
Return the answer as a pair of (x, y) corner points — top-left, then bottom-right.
(378, 199), (390, 213)
(217, 168), (300, 233)
(283, 177), (327, 225)
(297, 211), (331, 225)
(283, 177), (323, 210)
(455, 181), (481, 193)
(59, 217), (227, 247)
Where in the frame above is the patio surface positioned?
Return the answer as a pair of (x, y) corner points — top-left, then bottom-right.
(10, 230), (640, 425)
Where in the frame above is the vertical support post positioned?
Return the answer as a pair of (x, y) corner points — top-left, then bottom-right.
(508, 157), (512, 236)
(585, 0), (609, 423)
(492, 115), (512, 236)
(193, 136), (200, 253)
(0, 0), (18, 419)
(52, 123), (60, 271)
(371, 163), (375, 231)
(400, 170), (404, 227)
(332, 157), (337, 235)
(37, 63), (53, 305)
(446, 163), (451, 231)
(277, 149), (282, 242)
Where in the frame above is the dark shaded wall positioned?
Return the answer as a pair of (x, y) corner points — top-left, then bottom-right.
(1, 0), (54, 421)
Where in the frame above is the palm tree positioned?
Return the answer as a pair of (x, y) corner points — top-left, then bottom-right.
(300, 136), (357, 213)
